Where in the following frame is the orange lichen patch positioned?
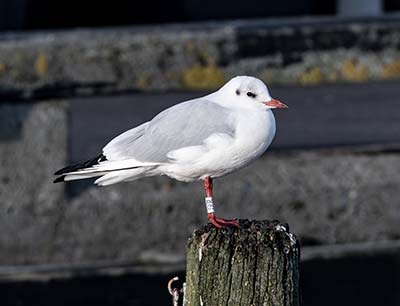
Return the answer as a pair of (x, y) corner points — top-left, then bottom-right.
(261, 70), (275, 84)
(381, 60), (400, 79)
(35, 53), (48, 77)
(298, 67), (324, 85)
(340, 59), (369, 82)
(182, 64), (225, 89)
(0, 63), (6, 74)
(137, 75), (151, 89)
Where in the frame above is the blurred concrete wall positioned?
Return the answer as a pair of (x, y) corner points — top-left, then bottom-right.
(1, 100), (400, 265)
(0, 101), (67, 263)
(1, 17), (400, 265)
(2, 17), (400, 100)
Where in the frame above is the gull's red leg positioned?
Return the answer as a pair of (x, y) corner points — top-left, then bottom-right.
(203, 177), (239, 228)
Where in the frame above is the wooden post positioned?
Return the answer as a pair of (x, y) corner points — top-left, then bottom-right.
(184, 220), (300, 306)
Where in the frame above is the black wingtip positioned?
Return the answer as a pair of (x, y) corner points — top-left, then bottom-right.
(53, 175), (66, 183)
(54, 154), (107, 176)
(54, 168), (67, 175)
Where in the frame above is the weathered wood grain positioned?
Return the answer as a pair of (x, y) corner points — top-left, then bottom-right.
(185, 220), (300, 306)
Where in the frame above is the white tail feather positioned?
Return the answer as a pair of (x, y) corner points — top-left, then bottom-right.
(63, 172), (108, 181)
(95, 168), (152, 186)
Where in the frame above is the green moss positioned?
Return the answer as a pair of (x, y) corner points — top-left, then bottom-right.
(381, 59), (400, 79)
(136, 75), (151, 89)
(340, 59), (369, 82)
(181, 64), (225, 89)
(298, 67), (324, 85)
(35, 53), (48, 78)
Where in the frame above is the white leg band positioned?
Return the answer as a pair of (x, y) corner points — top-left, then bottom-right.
(205, 197), (214, 214)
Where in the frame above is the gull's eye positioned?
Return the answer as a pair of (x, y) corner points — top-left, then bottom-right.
(247, 92), (257, 98)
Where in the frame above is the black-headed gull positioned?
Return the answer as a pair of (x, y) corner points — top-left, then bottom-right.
(54, 76), (287, 227)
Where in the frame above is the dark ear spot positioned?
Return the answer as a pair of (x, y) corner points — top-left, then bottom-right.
(236, 89), (240, 95)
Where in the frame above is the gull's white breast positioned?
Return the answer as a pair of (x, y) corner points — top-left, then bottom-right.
(226, 108), (276, 173)
(161, 108), (276, 181)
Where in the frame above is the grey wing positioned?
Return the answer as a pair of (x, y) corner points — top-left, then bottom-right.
(103, 121), (149, 160)
(103, 99), (236, 162)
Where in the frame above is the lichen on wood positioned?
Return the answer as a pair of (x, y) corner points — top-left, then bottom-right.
(185, 220), (299, 306)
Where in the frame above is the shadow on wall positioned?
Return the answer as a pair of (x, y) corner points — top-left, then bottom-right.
(0, 104), (32, 140)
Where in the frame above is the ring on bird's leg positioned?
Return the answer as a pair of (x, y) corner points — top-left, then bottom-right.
(205, 197), (214, 214)
(203, 177), (240, 228)
(205, 197), (239, 228)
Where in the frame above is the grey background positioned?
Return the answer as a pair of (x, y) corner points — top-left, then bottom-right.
(0, 15), (399, 270)
(1, 81), (399, 266)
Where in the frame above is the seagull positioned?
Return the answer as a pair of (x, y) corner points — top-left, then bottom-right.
(54, 76), (287, 228)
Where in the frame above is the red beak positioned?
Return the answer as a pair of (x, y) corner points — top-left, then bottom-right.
(264, 99), (288, 109)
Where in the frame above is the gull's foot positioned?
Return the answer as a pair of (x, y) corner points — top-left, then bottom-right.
(208, 213), (240, 228)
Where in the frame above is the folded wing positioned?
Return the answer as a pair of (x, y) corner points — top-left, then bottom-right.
(54, 98), (237, 185)
(102, 98), (236, 163)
